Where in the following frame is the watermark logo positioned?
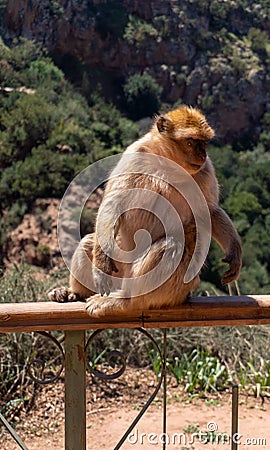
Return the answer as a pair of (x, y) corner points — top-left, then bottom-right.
(127, 422), (267, 446)
(57, 153), (212, 295)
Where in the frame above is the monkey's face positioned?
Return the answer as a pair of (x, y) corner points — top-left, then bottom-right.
(155, 112), (212, 174)
(177, 138), (207, 174)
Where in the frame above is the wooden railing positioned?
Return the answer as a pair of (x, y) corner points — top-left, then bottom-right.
(1, 295), (270, 449)
(1, 295), (270, 332)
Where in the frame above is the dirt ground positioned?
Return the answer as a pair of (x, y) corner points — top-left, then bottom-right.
(2, 368), (270, 450)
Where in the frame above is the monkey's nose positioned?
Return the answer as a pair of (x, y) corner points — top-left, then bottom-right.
(199, 153), (206, 162)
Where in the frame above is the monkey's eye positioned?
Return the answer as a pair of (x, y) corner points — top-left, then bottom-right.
(186, 139), (194, 148)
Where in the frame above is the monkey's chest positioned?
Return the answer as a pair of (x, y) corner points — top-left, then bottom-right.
(118, 207), (196, 254)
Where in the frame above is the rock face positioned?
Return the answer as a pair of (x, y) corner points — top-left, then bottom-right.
(3, 199), (60, 267)
(1, 0), (270, 141)
(3, 191), (103, 268)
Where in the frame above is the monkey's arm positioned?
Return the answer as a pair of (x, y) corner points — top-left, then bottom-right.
(92, 242), (118, 296)
(210, 205), (242, 285)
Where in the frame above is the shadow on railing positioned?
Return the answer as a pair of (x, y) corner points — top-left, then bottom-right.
(0, 294), (269, 449)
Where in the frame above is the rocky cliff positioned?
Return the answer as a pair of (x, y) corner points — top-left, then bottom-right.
(1, 0), (270, 141)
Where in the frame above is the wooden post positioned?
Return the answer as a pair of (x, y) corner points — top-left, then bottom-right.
(65, 330), (86, 450)
(231, 384), (239, 450)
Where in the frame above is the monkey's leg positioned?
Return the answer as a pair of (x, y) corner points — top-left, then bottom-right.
(131, 236), (200, 310)
(86, 237), (199, 316)
(85, 239), (174, 316)
(48, 233), (95, 303)
(85, 293), (132, 316)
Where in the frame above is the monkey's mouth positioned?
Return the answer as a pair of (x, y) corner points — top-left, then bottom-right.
(190, 163), (202, 170)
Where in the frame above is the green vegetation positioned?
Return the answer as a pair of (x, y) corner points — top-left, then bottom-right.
(1, 0), (270, 427)
(0, 264), (67, 417)
(123, 72), (162, 119)
(0, 38), (139, 247)
(2, 264), (270, 420)
(0, 262), (68, 303)
(205, 137), (270, 294)
(183, 423), (229, 445)
(124, 14), (158, 47)
(0, 0), (7, 14)
(167, 349), (229, 393)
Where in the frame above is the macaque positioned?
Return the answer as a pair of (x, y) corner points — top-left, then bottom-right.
(48, 105), (242, 316)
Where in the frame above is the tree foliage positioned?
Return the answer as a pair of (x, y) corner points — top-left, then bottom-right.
(0, 38), (139, 246)
(205, 140), (270, 294)
(0, 33), (269, 295)
(123, 72), (162, 120)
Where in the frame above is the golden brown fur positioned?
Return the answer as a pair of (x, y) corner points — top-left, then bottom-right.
(48, 105), (242, 316)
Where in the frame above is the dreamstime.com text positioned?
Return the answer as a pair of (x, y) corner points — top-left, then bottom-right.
(127, 422), (267, 447)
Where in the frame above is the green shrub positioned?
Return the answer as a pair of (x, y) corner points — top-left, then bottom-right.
(36, 244), (51, 266)
(0, 0), (7, 13)
(0, 147), (89, 206)
(90, 94), (139, 147)
(1, 93), (56, 156)
(25, 59), (64, 89)
(209, 0), (231, 28)
(7, 38), (42, 71)
(248, 28), (269, 57)
(48, 119), (95, 154)
(49, 1), (64, 18)
(224, 191), (263, 223)
(124, 72), (162, 120)
(167, 348), (230, 393)
(124, 14), (158, 46)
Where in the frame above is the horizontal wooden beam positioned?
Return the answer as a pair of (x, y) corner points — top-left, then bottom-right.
(0, 295), (270, 332)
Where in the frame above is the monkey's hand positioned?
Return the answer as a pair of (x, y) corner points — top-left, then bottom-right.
(221, 246), (242, 285)
(92, 257), (118, 296)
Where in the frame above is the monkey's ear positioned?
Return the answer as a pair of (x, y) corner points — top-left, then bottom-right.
(156, 115), (173, 133)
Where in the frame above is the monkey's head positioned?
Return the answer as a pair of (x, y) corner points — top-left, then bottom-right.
(155, 105), (215, 174)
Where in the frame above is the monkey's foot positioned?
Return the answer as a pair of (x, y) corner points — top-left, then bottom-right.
(85, 294), (130, 317)
(47, 287), (81, 303)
